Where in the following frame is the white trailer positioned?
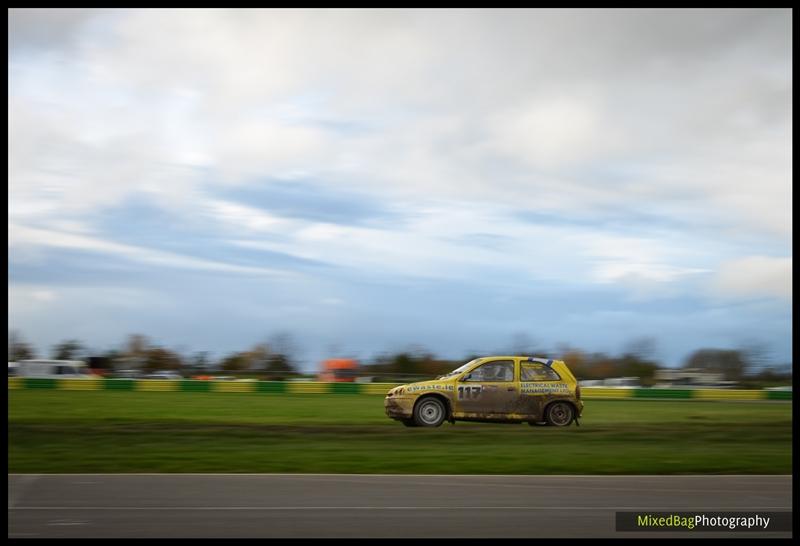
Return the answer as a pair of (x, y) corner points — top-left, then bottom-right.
(15, 359), (92, 378)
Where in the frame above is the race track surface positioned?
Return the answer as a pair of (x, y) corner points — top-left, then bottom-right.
(8, 474), (792, 538)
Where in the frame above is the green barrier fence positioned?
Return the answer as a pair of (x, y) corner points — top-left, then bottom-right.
(633, 388), (693, 399)
(105, 379), (136, 391)
(766, 390), (792, 401)
(180, 379), (212, 393)
(256, 381), (287, 394)
(5, 378), (791, 401)
(22, 378), (58, 390)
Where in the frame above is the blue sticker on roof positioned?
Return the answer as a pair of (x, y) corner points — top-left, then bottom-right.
(527, 357), (553, 366)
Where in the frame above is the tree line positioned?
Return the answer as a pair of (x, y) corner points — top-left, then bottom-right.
(7, 330), (791, 386)
(7, 331), (300, 380)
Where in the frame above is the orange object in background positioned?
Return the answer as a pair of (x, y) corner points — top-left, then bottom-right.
(319, 358), (359, 382)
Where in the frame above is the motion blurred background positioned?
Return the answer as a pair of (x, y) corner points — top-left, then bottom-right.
(8, 9), (792, 477)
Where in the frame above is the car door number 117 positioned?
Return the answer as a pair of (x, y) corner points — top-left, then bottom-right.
(458, 385), (482, 399)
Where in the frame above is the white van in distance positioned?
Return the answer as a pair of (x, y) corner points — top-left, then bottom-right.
(15, 360), (94, 378)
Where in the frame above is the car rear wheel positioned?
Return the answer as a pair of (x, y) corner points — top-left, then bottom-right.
(545, 402), (574, 427)
(413, 397), (446, 427)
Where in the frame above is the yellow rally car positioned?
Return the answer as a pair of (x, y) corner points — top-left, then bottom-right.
(385, 356), (583, 427)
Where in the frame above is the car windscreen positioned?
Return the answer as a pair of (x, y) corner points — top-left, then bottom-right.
(439, 358), (482, 378)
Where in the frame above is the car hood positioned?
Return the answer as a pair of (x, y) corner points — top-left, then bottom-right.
(403, 379), (455, 394)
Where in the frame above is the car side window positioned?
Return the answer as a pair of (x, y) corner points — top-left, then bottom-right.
(463, 360), (514, 382)
(521, 363), (561, 381)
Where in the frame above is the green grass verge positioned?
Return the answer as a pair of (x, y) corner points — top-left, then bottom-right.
(8, 391), (792, 474)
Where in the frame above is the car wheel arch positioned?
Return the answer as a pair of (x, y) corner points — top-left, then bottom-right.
(413, 393), (452, 421)
(543, 399), (578, 425)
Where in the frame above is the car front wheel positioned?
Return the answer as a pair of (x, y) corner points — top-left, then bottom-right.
(545, 402), (574, 427)
(413, 397), (446, 427)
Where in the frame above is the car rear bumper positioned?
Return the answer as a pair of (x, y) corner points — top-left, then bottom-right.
(384, 396), (414, 420)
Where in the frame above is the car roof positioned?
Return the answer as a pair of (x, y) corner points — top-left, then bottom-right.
(479, 356), (555, 366)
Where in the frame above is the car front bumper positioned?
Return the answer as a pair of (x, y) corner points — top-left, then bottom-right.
(384, 396), (415, 420)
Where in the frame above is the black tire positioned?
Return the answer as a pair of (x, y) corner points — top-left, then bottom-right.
(545, 401), (574, 427)
(413, 397), (447, 427)
(401, 419), (417, 427)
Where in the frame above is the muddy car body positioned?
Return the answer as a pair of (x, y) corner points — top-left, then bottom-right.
(384, 356), (583, 427)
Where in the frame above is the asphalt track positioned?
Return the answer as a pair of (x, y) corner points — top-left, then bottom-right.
(8, 474), (792, 538)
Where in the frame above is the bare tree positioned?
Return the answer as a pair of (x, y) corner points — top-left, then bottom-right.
(684, 349), (745, 382)
(624, 337), (657, 361)
(739, 339), (772, 374)
(265, 332), (299, 379)
(51, 339), (86, 360)
(8, 330), (36, 361)
(268, 332), (295, 356)
(124, 334), (150, 356)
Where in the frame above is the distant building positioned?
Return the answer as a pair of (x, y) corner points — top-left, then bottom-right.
(654, 367), (728, 387)
(603, 376), (640, 387)
(111, 356), (146, 378)
(579, 377), (640, 388)
(318, 358), (359, 382)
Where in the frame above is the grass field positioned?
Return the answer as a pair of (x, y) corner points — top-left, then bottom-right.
(8, 390), (792, 474)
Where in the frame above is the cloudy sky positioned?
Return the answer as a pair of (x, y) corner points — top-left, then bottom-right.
(8, 8), (792, 369)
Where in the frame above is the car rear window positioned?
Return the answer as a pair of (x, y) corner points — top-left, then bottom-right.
(521, 363), (561, 381)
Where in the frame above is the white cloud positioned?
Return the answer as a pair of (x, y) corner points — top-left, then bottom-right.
(487, 96), (624, 169)
(712, 256), (792, 301)
(224, 201), (718, 296)
(9, 283), (164, 312)
(9, 285), (59, 315)
(212, 119), (332, 183)
(8, 8), (103, 52)
(25, 289), (57, 304)
(7, 9), (792, 303)
(591, 263), (710, 284)
(8, 9), (792, 241)
(203, 199), (297, 234)
(9, 223), (291, 277)
(573, 232), (712, 285)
